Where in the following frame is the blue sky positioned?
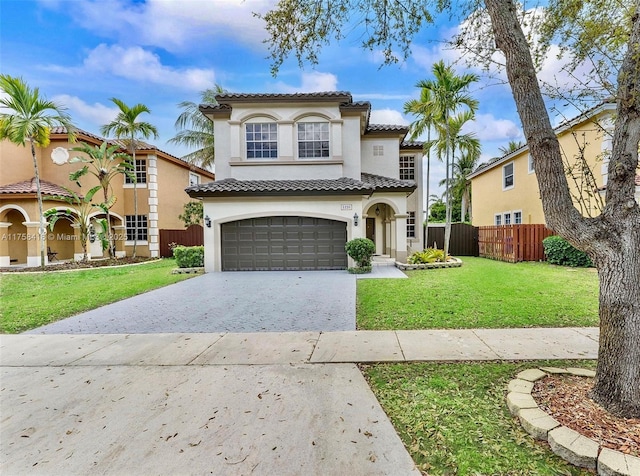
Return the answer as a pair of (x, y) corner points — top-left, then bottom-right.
(2, 0), (574, 195)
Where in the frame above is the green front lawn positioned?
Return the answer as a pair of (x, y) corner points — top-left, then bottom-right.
(363, 360), (596, 475)
(358, 257), (599, 329)
(0, 259), (195, 333)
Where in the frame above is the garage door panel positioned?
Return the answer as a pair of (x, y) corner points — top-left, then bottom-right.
(221, 216), (347, 271)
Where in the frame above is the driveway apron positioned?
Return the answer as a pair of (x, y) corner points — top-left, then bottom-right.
(26, 271), (356, 334)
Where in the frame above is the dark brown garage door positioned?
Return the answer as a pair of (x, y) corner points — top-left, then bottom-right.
(221, 216), (348, 271)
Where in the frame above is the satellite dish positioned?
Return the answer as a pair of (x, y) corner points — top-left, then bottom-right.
(51, 147), (70, 165)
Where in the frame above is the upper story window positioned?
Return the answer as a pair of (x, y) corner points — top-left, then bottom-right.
(298, 122), (329, 158)
(189, 172), (200, 187)
(373, 145), (384, 156)
(125, 159), (147, 184)
(503, 162), (514, 189)
(246, 123), (277, 159)
(400, 155), (415, 180)
(504, 212), (512, 225)
(528, 154), (534, 173)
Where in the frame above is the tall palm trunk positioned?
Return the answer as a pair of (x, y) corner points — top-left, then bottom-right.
(443, 117), (452, 259)
(424, 127), (431, 249)
(103, 186), (115, 258)
(30, 140), (46, 268)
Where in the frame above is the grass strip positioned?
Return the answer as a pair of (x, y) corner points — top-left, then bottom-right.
(363, 360), (597, 475)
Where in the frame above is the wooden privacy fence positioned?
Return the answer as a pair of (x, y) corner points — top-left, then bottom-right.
(424, 223), (479, 256)
(478, 224), (553, 263)
(159, 224), (204, 258)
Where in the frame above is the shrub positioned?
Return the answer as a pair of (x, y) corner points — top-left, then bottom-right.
(407, 248), (447, 264)
(543, 236), (593, 267)
(345, 238), (375, 268)
(347, 265), (372, 274)
(172, 245), (205, 268)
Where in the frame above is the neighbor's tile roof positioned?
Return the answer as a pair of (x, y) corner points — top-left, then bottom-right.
(0, 178), (76, 198)
(186, 173), (416, 198)
(366, 124), (408, 133)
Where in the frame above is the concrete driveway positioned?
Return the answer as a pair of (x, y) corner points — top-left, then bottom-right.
(26, 271), (356, 334)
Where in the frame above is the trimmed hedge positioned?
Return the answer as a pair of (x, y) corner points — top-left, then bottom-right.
(345, 238), (375, 268)
(173, 245), (205, 268)
(542, 236), (592, 267)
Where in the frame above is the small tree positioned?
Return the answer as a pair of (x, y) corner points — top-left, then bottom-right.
(69, 141), (133, 257)
(44, 185), (102, 262)
(345, 238), (375, 270)
(178, 201), (203, 227)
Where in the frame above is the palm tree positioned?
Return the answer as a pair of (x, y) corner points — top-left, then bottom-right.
(429, 111), (481, 222)
(0, 75), (76, 268)
(498, 140), (525, 156)
(168, 85), (225, 169)
(101, 98), (158, 258)
(414, 61), (479, 258)
(69, 142), (133, 257)
(404, 88), (435, 248)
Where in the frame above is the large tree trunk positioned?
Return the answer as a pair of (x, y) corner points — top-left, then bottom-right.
(484, 0), (640, 417)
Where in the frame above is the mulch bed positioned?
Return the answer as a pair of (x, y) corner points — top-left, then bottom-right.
(0, 257), (155, 273)
(532, 374), (640, 457)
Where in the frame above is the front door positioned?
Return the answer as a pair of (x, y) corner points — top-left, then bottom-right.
(366, 218), (375, 243)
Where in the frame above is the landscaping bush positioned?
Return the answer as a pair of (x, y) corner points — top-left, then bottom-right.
(172, 245), (205, 268)
(407, 247), (447, 264)
(543, 235), (593, 267)
(345, 238), (375, 268)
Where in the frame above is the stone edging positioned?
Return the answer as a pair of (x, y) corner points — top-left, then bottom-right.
(0, 259), (163, 275)
(171, 267), (205, 274)
(395, 257), (463, 270)
(507, 367), (640, 475)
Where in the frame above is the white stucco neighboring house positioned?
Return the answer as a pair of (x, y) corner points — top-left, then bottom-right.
(186, 92), (424, 272)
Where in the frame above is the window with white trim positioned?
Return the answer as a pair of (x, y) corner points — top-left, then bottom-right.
(189, 172), (200, 187)
(407, 212), (416, 238)
(125, 159), (147, 184)
(495, 214), (502, 225)
(126, 215), (148, 241)
(399, 155), (415, 180)
(503, 162), (514, 189)
(297, 122), (329, 158)
(246, 123), (277, 158)
(373, 145), (384, 156)
(504, 212), (512, 225)
(514, 211), (523, 224)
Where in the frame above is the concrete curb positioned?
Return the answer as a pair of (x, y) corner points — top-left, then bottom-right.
(507, 367), (640, 475)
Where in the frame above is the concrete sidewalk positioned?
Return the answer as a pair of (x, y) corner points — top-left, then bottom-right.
(0, 328), (598, 475)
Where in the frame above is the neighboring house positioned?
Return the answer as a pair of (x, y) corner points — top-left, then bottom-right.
(0, 127), (214, 266)
(468, 102), (639, 226)
(187, 92), (424, 272)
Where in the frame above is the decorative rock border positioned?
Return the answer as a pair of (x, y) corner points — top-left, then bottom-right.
(507, 367), (640, 475)
(395, 257), (463, 270)
(171, 267), (204, 274)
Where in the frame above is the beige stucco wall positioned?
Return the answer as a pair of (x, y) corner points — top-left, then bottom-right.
(471, 112), (612, 226)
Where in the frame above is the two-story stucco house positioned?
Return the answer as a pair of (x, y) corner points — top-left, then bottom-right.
(468, 102), (639, 226)
(0, 127), (214, 266)
(186, 92), (424, 272)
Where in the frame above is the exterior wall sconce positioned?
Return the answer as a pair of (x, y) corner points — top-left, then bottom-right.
(204, 215), (212, 228)
(375, 205), (380, 216)
(353, 213), (359, 226)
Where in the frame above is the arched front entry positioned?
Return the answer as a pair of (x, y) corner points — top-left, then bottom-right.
(220, 216), (347, 271)
(0, 208), (29, 265)
(365, 202), (393, 256)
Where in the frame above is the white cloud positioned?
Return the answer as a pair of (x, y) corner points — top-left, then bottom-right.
(43, 0), (273, 53)
(275, 72), (339, 93)
(369, 109), (409, 126)
(83, 44), (216, 91)
(52, 95), (118, 128)
(465, 113), (522, 141)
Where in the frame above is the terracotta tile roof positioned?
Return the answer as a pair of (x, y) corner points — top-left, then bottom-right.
(186, 173), (416, 198)
(366, 124), (409, 136)
(214, 91), (353, 103)
(0, 178), (76, 198)
(187, 177), (372, 197)
(401, 141), (424, 149)
(361, 173), (416, 192)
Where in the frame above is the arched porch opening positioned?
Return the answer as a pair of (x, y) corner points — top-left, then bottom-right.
(365, 202), (394, 256)
(0, 208), (29, 265)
